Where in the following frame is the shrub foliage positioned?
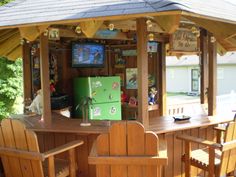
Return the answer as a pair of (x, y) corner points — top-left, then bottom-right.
(0, 57), (23, 119)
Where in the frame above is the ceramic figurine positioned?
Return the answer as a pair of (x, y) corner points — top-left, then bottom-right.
(149, 87), (158, 105)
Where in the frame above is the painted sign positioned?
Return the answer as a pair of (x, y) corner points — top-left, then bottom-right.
(170, 29), (198, 52)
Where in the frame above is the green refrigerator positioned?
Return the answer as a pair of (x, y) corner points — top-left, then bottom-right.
(73, 76), (121, 120)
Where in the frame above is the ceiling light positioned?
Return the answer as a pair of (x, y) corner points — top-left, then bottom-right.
(108, 23), (115, 31)
(75, 26), (82, 34)
(148, 33), (154, 41)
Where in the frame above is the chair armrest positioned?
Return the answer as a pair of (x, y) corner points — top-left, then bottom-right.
(176, 134), (221, 149)
(43, 140), (84, 159)
(0, 147), (44, 161)
(214, 126), (226, 132)
(222, 139), (236, 151)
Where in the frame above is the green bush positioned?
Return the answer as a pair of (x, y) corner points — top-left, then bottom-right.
(0, 57), (23, 119)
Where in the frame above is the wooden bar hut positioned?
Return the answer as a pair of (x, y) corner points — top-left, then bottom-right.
(1, 0), (236, 176)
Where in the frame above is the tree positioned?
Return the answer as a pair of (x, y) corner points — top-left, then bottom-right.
(0, 57), (23, 119)
(0, 0), (13, 6)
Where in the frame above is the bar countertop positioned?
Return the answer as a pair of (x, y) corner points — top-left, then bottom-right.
(13, 112), (234, 135)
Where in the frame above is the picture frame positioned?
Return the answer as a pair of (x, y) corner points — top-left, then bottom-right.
(126, 68), (138, 89)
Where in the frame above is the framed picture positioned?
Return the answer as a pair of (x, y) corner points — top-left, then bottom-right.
(115, 73), (124, 87)
(126, 68), (138, 89)
(49, 28), (60, 40)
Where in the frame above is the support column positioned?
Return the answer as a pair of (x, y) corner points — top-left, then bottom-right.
(158, 42), (167, 116)
(136, 18), (149, 127)
(200, 29), (208, 104)
(22, 41), (32, 111)
(40, 32), (52, 124)
(208, 33), (217, 116)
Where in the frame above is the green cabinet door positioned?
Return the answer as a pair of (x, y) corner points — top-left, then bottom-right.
(89, 102), (121, 120)
(89, 76), (120, 104)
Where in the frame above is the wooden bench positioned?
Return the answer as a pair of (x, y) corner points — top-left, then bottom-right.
(88, 121), (168, 177)
(0, 118), (84, 177)
(177, 121), (236, 177)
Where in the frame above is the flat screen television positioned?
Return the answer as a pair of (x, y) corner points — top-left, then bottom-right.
(72, 43), (105, 68)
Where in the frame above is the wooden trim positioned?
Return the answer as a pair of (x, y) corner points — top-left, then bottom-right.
(200, 29), (208, 104)
(88, 156), (167, 165)
(0, 11), (182, 30)
(136, 18), (149, 127)
(208, 33), (217, 116)
(158, 42), (167, 116)
(22, 41), (32, 108)
(39, 33), (52, 125)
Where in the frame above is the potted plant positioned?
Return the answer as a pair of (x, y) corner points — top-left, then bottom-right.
(76, 96), (95, 126)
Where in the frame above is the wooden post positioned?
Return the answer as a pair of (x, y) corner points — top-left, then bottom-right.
(208, 33), (217, 116)
(200, 29), (208, 104)
(39, 32), (52, 124)
(136, 18), (149, 127)
(22, 41), (32, 111)
(158, 42), (167, 116)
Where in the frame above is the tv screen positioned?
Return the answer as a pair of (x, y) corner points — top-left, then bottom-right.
(72, 43), (105, 67)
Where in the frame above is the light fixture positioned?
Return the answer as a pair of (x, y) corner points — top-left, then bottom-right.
(44, 30), (48, 36)
(108, 23), (115, 31)
(146, 19), (153, 28)
(20, 38), (25, 45)
(148, 33), (154, 41)
(75, 26), (82, 34)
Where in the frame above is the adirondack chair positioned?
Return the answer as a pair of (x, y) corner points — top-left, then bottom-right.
(88, 121), (168, 177)
(0, 118), (84, 177)
(177, 121), (236, 177)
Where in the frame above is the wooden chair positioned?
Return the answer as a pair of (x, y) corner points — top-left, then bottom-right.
(88, 121), (168, 177)
(0, 118), (84, 177)
(177, 121), (236, 177)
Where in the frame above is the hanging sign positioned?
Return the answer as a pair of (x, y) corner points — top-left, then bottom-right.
(170, 29), (199, 53)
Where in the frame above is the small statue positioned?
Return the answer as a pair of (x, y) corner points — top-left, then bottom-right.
(148, 87), (158, 105)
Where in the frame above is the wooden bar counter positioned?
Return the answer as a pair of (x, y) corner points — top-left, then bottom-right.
(15, 113), (233, 177)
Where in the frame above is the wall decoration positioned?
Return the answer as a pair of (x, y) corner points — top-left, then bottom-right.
(122, 49), (137, 56)
(147, 42), (158, 53)
(114, 54), (125, 68)
(115, 73), (124, 87)
(126, 68), (138, 89)
(49, 28), (60, 40)
(148, 74), (156, 87)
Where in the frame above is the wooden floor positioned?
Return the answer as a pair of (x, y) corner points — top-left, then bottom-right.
(10, 113), (234, 177)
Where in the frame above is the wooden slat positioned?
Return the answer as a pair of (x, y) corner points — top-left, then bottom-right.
(11, 120), (34, 177)
(48, 156), (55, 177)
(25, 130), (44, 177)
(144, 132), (159, 177)
(165, 133), (174, 177)
(127, 122), (144, 177)
(109, 122), (127, 177)
(0, 126), (12, 177)
(226, 122), (236, 173)
(1, 119), (23, 177)
(96, 134), (110, 177)
(174, 131), (182, 177)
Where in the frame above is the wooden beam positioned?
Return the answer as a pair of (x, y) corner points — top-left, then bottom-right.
(208, 33), (217, 116)
(19, 25), (48, 42)
(22, 41), (32, 111)
(158, 42), (167, 116)
(39, 33), (52, 125)
(80, 20), (103, 38)
(217, 42), (227, 56)
(136, 18), (149, 127)
(0, 32), (21, 56)
(154, 15), (181, 34)
(200, 29), (208, 104)
(6, 45), (22, 61)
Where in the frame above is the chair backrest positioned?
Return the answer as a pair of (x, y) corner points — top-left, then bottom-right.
(95, 121), (162, 177)
(0, 119), (44, 177)
(219, 121), (236, 176)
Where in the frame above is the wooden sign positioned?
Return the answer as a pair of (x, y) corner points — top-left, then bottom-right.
(170, 29), (199, 53)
